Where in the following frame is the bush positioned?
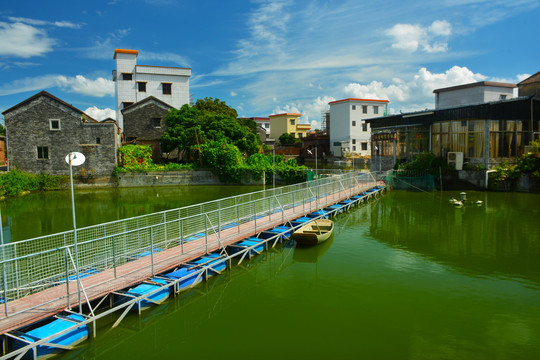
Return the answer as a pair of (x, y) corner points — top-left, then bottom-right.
(0, 170), (67, 197)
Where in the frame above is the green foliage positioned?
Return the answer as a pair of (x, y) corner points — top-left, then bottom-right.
(490, 153), (540, 183)
(401, 152), (445, 175)
(528, 139), (540, 154)
(162, 101), (261, 158)
(118, 145), (153, 168)
(463, 163), (486, 171)
(279, 133), (298, 145)
(116, 144), (195, 175)
(193, 97), (238, 119)
(200, 139), (245, 182)
(0, 169), (67, 197)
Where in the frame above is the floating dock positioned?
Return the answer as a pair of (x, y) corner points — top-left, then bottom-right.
(0, 171), (386, 359)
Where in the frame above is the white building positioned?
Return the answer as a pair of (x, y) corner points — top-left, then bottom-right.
(433, 81), (516, 109)
(329, 98), (389, 157)
(113, 49), (191, 131)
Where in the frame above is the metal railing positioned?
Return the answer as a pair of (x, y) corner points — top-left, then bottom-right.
(0, 171), (378, 318)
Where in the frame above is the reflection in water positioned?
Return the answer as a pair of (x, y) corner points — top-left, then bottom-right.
(0, 185), (263, 242)
(368, 190), (540, 284)
(293, 236), (334, 263)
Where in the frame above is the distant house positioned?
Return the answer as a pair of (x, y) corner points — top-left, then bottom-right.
(518, 71), (540, 98)
(113, 49), (191, 132)
(122, 96), (173, 162)
(366, 96), (540, 170)
(328, 98), (389, 157)
(433, 81), (516, 109)
(2, 91), (120, 176)
(269, 113), (311, 141)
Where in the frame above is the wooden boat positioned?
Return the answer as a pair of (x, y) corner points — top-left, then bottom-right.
(10, 313), (89, 360)
(292, 219), (334, 245)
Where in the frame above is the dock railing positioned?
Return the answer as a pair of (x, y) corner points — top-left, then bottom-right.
(0, 171), (378, 319)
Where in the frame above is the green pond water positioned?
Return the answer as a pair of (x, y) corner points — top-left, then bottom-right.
(2, 187), (540, 359)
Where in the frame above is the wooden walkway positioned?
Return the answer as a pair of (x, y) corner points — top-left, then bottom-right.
(0, 182), (379, 335)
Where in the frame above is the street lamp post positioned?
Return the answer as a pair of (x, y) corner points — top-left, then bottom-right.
(65, 152), (85, 312)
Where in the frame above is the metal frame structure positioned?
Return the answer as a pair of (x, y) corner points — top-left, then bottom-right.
(0, 171), (386, 359)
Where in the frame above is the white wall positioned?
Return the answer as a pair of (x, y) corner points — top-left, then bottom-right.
(436, 85), (514, 109)
(329, 100), (386, 157)
(114, 53), (190, 132)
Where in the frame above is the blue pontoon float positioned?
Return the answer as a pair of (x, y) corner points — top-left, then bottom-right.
(10, 313), (89, 360)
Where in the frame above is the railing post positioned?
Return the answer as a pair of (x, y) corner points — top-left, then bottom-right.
(163, 212), (168, 247)
(64, 247), (70, 310)
(253, 200), (257, 234)
(14, 244), (19, 299)
(150, 227), (155, 276)
(113, 235), (117, 279)
(2, 247), (9, 316)
(205, 215), (208, 254)
(180, 217), (184, 254)
(218, 200), (221, 239)
(236, 197), (240, 234)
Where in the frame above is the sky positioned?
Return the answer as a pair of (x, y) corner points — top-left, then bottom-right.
(1, 0), (539, 129)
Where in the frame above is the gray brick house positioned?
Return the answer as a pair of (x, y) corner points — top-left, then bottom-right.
(122, 96), (172, 162)
(2, 91), (120, 177)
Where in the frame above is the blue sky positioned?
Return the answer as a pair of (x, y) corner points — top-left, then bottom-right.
(1, 0), (539, 129)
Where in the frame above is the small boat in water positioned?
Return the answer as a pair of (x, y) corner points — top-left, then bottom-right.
(10, 313), (89, 360)
(292, 219), (334, 245)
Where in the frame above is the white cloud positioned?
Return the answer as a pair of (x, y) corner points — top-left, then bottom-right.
(429, 20), (452, 36)
(386, 20), (452, 53)
(7, 17), (83, 29)
(344, 65), (487, 112)
(230, 91), (237, 97)
(0, 21), (55, 58)
(271, 95), (335, 129)
(0, 75), (114, 97)
(84, 106), (116, 121)
(56, 75), (114, 97)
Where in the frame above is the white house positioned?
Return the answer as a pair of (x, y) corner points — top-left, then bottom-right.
(433, 81), (516, 109)
(328, 98), (389, 157)
(113, 49), (191, 131)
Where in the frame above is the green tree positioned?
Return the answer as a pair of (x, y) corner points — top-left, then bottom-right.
(161, 99), (261, 158)
(193, 97), (238, 119)
(279, 133), (297, 145)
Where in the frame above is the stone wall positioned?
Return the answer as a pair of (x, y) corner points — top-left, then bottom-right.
(5, 95), (118, 177)
(123, 102), (169, 141)
(118, 170), (268, 187)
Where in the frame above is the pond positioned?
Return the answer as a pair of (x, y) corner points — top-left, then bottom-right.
(2, 187), (539, 359)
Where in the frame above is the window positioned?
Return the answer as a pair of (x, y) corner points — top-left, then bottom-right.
(298, 132), (303, 138)
(122, 102), (134, 109)
(264, 123), (270, 128)
(37, 146), (49, 160)
(362, 122), (368, 131)
(137, 82), (147, 92)
(290, 119), (295, 126)
(96, 137), (101, 144)
(361, 142), (368, 151)
(122, 73), (133, 81)
(162, 83), (172, 95)
(352, 139), (356, 144)
(49, 119), (60, 130)
(290, 132), (295, 137)
(500, 94), (507, 100)
(352, 121), (356, 127)
(362, 105), (368, 114)
(152, 118), (161, 128)
(353, 146), (356, 151)
(352, 105), (356, 110)
(373, 106), (379, 114)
